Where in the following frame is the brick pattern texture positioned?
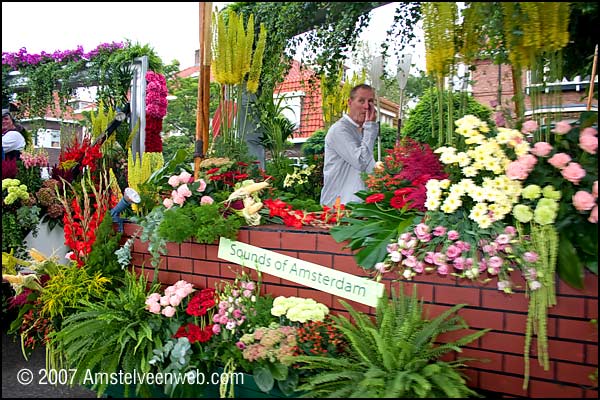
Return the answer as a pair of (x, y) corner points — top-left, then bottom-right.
(123, 223), (598, 398)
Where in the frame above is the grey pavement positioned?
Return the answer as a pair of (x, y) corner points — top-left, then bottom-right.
(1, 328), (97, 398)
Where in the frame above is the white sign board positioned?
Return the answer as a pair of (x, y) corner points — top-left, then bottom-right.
(218, 237), (385, 307)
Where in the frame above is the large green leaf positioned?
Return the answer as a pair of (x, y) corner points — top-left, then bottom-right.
(557, 235), (584, 289)
(253, 366), (275, 392)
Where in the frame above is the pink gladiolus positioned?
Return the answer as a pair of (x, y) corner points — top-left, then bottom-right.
(579, 134), (597, 154)
(552, 120), (572, 135)
(573, 191), (596, 211)
(531, 142), (553, 157)
(561, 162), (586, 184)
(589, 205), (598, 223)
(548, 153), (571, 169)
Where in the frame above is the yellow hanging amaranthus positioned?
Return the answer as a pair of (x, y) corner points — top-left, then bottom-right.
(422, 2), (457, 80)
(501, 2), (570, 70)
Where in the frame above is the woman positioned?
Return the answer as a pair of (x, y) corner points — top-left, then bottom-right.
(2, 109), (26, 161)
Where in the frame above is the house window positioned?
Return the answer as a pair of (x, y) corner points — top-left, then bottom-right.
(274, 91), (304, 129)
(35, 128), (61, 148)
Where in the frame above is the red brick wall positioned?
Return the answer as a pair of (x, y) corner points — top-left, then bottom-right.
(471, 59), (598, 116)
(124, 223), (599, 398)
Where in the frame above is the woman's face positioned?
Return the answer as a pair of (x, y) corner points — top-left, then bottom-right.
(2, 114), (15, 133)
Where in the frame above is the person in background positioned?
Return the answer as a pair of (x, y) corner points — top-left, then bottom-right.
(320, 84), (381, 206)
(2, 109), (26, 161)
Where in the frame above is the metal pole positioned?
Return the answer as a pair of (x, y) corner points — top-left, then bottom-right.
(587, 44), (598, 111)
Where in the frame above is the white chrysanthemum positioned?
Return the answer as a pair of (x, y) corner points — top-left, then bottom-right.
(426, 179), (442, 191)
(462, 166), (478, 177)
(468, 185), (487, 203)
(441, 196), (462, 213)
(425, 197), (441, 211)
(455, 151), (471, 167)
(438, 179), (451, 189)
(513, 142), (530, 157)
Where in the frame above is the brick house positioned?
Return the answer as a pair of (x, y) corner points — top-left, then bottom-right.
(471, 59), (598, 122)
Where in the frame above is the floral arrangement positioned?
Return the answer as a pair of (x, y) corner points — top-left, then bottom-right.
(34, 179), (64, 230)
(145, 70), (168, 153)
(293, 315), (346, 357)
(263, 198), (346, 229)
(509, 112), (597, 287)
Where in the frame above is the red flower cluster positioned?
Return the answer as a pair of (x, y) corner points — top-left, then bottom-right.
(57, 137), (103, 175)
(206, 161), (256, 188)
(173, 322), (214, 344)
(293, 317), (346, 357)
(186, 288), (217, 317)
(63, 197), (107, 267)
(263, 198), (346, 228)
(364, 139), (447, 211)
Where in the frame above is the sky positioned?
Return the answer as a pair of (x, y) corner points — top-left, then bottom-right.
(2, 2), (424, 74)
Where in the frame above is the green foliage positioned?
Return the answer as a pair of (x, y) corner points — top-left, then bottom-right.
(294, 285), (488, 398)
(37, 263), (110, 323)
(51, 268), (163, 398)
(402, 87), (493, 149)
(85, 211), (124, 279)
(302, 129), (326, 156)
(157, 202), (244, 245)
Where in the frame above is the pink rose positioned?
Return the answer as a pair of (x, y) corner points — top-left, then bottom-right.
(579, 134), (597, 154)
(581, 127), (598, 137)
(196, 178), (207, 192)
(178, 171), (192, 185)
(552, 120), (572, 135)
(519, 154), (537, 169)
(177, 184), (192, 198)
(548, 153), (571, 169)
(168, 175), (180, 188)
(147, 302), (161, 314)
(161, 306), (176, 318)
(200, 195), (214, 205)
(414, 223), (431, 241)
(521, 120), (539, 133)
(572, 191), (596, 211)
(530, 142), (553, 157)
(589, 205), (598, 223)
(561, 162), (586, 184)
(163, 198), (174, 209)
(506, 161), (529, 180)
(172, 190), (186, 206)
